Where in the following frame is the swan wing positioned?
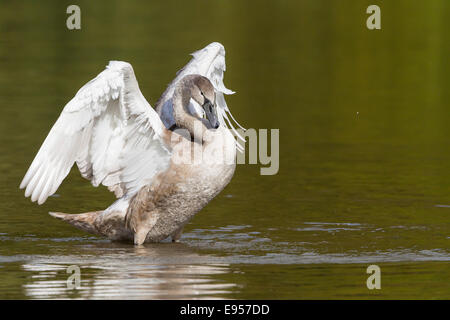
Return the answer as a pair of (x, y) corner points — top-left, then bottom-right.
(155, 42), (244, 149)
(20, 61), (171, 204)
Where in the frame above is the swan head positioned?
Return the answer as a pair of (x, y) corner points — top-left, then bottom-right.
(189, 75), (219, 129)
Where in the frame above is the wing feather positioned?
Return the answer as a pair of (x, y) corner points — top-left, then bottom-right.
(20, 61), (171, 204)
(155, 42), (244, 150)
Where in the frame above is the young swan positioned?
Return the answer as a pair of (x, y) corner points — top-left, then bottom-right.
(20, 60), (238, 246)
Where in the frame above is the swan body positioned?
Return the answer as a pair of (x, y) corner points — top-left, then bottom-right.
(20, 42), (242, 245)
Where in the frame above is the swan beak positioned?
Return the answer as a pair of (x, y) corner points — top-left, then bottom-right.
(203, 99), (219, 129)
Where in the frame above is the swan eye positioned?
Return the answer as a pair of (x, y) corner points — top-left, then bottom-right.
(200, 91), (204, 96)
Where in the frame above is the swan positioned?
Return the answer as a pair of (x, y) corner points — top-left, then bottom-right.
(19, 42), (244, 245)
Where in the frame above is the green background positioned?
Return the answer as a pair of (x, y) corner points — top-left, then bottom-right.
(0, 0), (448, 299)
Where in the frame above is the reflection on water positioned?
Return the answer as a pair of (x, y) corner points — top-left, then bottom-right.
(20, 244), (236, 299)
(23, 263), (235, 299)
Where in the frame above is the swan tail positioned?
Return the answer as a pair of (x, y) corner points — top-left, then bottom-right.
(49, 211), (102, 235)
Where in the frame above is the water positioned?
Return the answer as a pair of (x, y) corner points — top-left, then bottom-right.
(0, 0), (449, 299)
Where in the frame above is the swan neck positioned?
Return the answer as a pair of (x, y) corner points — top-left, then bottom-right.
(173, 81), (206, 141)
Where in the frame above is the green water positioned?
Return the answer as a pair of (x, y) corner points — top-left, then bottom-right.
(0, 0), (449, 299)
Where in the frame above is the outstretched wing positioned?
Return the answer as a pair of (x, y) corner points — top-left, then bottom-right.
(155, 42), (245, 150)
(20, 61), (171, 205)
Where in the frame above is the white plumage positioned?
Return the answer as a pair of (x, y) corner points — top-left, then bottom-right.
(20, 61), (170, 204)
(20, 42), (240, 206)
(156, 42), (245, 150)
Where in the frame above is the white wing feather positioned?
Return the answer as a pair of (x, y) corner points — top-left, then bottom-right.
(20, 61), (171, 204)
(155, 42), (245, 150)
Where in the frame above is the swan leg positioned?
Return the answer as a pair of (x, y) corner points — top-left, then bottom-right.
(132, 217), (158, 245)
(134, 228), (149, 246)
(171, 226), (184, 243)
